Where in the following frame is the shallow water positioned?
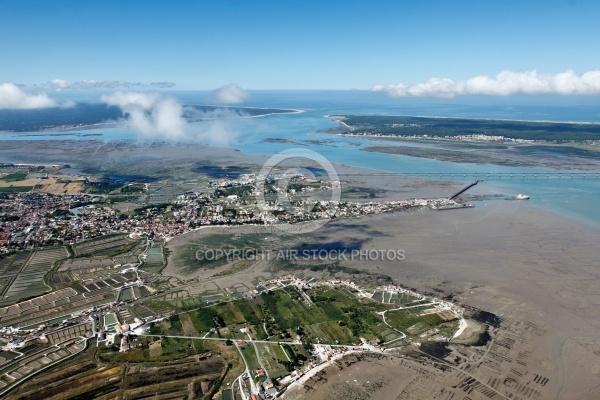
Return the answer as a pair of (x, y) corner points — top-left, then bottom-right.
(1, 91), (599, 228)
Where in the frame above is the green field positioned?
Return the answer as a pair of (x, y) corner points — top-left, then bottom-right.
(98, 336), (213, 363)
(188, 306), (224, 332)
(385, 309), (446, 336)
(185, 286), (456, 346)
(0, 173), (28, 182)
(239, 343), (262, 374)
(188, 298), (263, 335)
(0, 186), (33, 193)
(254, 343), (290, 378)
(217, 299), (263, 326)
(261, 288), (323, 330)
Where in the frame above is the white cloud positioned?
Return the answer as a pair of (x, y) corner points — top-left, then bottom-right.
(48, 79), (70, 91)
(371, 69), (600, 99)
(213, 83), (248, 103)
(45, 79), (175, 91)
(0, 82), (58, 109)
(77, 80), (144, 89)
(101, 91), (160, 110)
(101, 91), (238, 145)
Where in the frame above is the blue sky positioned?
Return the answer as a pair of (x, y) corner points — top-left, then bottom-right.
(1, 0), (599, 90)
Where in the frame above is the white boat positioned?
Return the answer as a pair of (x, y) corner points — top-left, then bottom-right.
(515, 194), (530, 200)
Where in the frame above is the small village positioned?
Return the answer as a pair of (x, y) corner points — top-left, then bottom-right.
(0, 261), (466, 399)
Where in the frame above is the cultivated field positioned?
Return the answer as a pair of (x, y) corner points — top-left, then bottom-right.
(0, 247), (68, 305)
(0, 337), (88, 394)
(4, 346), (229, 400)
(0, 176), (83, 194)
(254, 342), (294, 379)
(72, 234), (139, 257)
(0, 285), (118, 329)
(180, 286), (452, 346)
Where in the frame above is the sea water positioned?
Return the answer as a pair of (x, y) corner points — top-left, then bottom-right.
(1, 90), (599, 228)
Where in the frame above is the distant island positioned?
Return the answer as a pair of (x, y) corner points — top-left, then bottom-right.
(262, 138), (304, 145)
(328, 114), (600, 142)
(0, 104), (299, 132)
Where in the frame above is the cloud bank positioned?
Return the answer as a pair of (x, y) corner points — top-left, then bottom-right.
(45, 79), (175, 91)
(213, 84), (248, 103)
(101, 91), (237, 145)
(150, 82), (176, 89)
(371, 69), (600, 99)
(0, 82), (58, 109)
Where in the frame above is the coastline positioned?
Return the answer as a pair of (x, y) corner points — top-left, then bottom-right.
(2, 133), (599, 397)
(326, 112), (600, 125)
(1, 138), (598, 232)
(286, 205), (600, 400)
(0, 107), (304, 135)
(159, 203), (600, 400)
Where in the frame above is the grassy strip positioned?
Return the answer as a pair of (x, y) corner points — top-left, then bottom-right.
(0, 186), (33, 192)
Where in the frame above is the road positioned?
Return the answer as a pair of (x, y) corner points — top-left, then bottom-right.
(136, 333), (368, 349)
(234, 341), (257, 396)
(377, 310), (406, 344)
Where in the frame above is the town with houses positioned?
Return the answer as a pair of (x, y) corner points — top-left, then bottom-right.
(0, 165), (456, 256)
(0, 164), (489, 400)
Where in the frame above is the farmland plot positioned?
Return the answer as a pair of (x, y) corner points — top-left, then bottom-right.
(1, 247), (68, 304)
